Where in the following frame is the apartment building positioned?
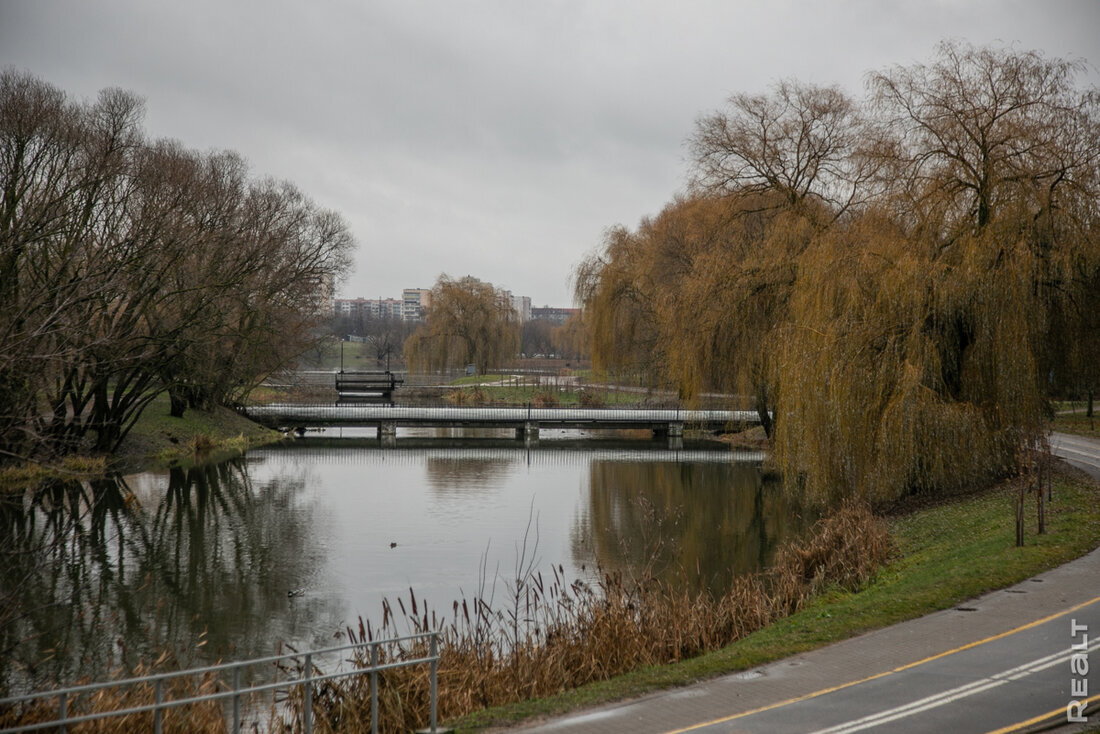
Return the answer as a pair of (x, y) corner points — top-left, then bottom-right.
(336, 288), (548, 324)
(401, 288), (432, 321)
(333, 297), (404, 320)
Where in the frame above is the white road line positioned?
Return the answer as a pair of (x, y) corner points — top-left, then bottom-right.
(806, 638), (1100, 734)
(1050, 435), (1100, 469)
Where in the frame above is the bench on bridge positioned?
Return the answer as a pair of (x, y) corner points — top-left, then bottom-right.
(335, 370), (404, 405)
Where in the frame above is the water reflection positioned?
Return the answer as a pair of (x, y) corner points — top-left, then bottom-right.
(424, 457), (515, 491)
(3, 439), (801, 696)
(573, 461), (804, 594)
(0, 461), (341, 695)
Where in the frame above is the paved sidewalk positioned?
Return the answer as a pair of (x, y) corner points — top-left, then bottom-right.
(502, 495), (1100, 732)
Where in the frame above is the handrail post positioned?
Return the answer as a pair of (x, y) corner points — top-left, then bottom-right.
(4, 634), (455, 734)
(304, 652), (313, 734)
(370, 643), (379, 734)
(232, 665), (242, 734)
(430, 633), (439, 733)
(154, 679), (163, 734)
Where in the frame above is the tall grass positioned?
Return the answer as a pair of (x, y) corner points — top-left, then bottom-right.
(443, 386), (488, 406)
(279, 502), (889, 733)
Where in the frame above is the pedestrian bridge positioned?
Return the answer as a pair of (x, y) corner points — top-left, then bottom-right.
(241, 404), (759, 442)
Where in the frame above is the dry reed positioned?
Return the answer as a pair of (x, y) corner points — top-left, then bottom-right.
(531, 390), (560, 408)
(280, 502), (889, 733)
(444, 386), (489, 406)
(0, 659), (229, 733)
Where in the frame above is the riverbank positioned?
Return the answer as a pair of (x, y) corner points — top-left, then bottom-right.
(0, 396), (284, 488)
(451, 462), (1100, 732)
(113, 395), (285, 471)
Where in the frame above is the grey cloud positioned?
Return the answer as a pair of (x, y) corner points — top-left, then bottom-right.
(2, 0), (1096, 304)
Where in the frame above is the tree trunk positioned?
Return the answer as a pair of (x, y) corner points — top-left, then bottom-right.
(1088, 390), (1094, 418)
(1016, 486), (1025, 547)
(169, 387), (188, 418)
(755, 382), (774, 439)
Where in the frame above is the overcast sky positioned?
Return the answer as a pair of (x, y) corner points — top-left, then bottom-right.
(2, 1), (1097, 306)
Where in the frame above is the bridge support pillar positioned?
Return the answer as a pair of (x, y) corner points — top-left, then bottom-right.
(378, 421), (397, 448)
(654, 422), (683, 439)
(516, 421), (539, 443)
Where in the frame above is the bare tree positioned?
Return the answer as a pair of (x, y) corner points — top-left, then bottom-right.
(868, 40), (1100, 237)
(689, 79), (879, 222)
(0, 72), (355, 459)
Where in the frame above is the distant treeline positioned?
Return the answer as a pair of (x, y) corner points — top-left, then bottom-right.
(577, 41), (1100, 503)
(0, 69), (353, 460)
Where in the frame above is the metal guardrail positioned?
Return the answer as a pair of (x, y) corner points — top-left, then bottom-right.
(0, 633), (443, 734)
(243, 404), (759, 426)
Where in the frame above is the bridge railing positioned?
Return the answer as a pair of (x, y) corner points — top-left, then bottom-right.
(241, 403), (759, 424)
(0, 633), (443, 734)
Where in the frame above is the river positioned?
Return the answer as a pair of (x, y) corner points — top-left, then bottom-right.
(0, 428), (806, 694)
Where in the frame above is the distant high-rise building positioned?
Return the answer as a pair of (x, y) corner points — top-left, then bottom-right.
(338, 287), (537, 324)
(333, 297), (404, 319)
(402, 288), (432, 321)
(512, 295), (532, 323)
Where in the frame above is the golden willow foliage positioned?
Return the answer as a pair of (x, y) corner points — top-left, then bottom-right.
(578, 41), (1100, 504)
(577, 78), (875, 434)
(776, 42), (1100, 504)
(774, 217), (1045, 503)
(551, 313), (589, 361)
(403, 275), (520, 374)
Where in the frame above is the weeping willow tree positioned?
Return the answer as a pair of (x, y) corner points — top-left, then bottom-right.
(775, 41), (1100, 504)
(576, 81), (871, 435)
(573, 224), (665, 385)
(578, 41), (1099, 505)
(774, 215), (1047, 503)
(403, 275), (520, 374)
(575, 193), (797, 430)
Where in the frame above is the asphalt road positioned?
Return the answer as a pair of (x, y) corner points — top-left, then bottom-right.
(662, 598), (1100, 734)
(509, 433), (1100, 734)
(1052, 431), (1100, 480)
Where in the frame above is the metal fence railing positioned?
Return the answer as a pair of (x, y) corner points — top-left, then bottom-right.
(242, 404), (759, 427)
(0, 633), (443, 734)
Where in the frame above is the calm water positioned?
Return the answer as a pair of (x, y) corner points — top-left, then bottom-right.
(0, 429), (805, 692)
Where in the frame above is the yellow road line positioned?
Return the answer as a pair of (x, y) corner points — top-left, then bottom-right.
(664, 594), (1100, 734)
(983, 692), (1100, 734)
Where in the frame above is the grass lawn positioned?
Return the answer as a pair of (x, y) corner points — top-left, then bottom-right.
(447, 380), (652, 407)
(449, 373), (511, 386)
(1052, 410), (1100, 439)
(299, 340), (394, 372)
(114, 393), (283, 469)
(449, 466), (1100, 732)
(0, 394), (284, 487)
(470, 385), (648, 406)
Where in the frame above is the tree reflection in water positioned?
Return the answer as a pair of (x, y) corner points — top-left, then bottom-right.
(0, 460), (339, 695)
(423, 456), (514, 491)
(572, 460), (809, 594)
